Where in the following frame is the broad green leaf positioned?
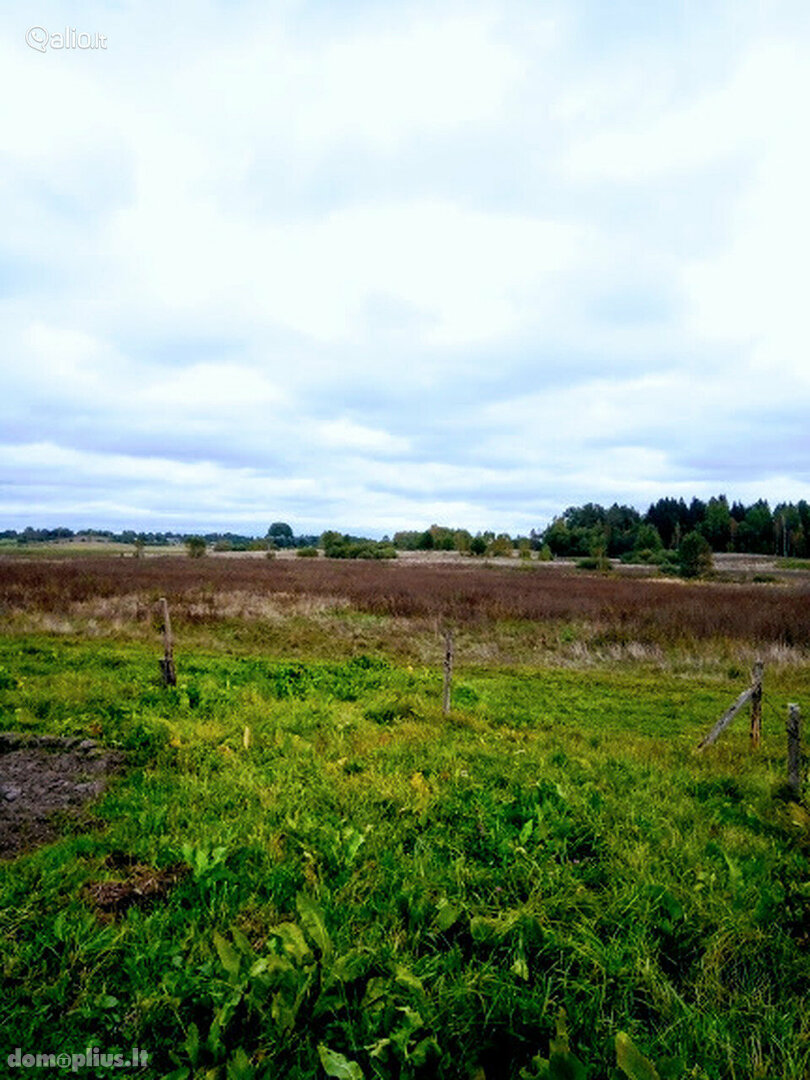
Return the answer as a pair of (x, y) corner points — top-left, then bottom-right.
(546, 1012), (586, 1080)
(391, 1008), (422, 1054)
(519, 1054), (550, 1079)
(206, 1013), (224, 1058)
(271, 989), (299, 1031)
(231, 926), (255, 957)
(343, 827), (367, 864)
(317, 1043), (364, 1079)
(511, 953), (529, 980)
(361, 976), (388, 1011)
(548, 1052), (586, 1080)
(296, 893), (332, 958)
(615, 1032), (660, 1080)
(183, 1022), (200, 1067)
(469, 911), (518, 943)
(396, 1004), (423, 1033)
(394, 964), (426, 1000)
(269, 921), (312, 965)
(331, 948), (372, 984)
(226, 1047), (255, 1080)
(409, 1035), (440, 1067)
(249, 953), (294, 982)
(435, 901), (461, 932)
(366, 1038), (391, 1060)
(551, 1008), (570, 1052)
(213, 931), (242, 981)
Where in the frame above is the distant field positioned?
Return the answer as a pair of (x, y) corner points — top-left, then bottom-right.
(1, 553), (809, 655)
(0, 556), (808, 1078)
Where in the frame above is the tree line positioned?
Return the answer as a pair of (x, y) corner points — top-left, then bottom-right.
(538, 495), (809, 560)
(3, 495), (808, 564)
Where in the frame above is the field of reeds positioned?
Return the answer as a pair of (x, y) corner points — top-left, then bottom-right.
(2, 554), (809, 650)
(0, 554), (808, 1079)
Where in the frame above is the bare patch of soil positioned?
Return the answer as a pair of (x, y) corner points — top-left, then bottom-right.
(85, 852), (188, 919)
(0, 733), (125, 859)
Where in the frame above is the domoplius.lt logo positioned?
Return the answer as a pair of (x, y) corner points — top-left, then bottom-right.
(26, 26), (108, 51)
(7, 1047), (147, 1071)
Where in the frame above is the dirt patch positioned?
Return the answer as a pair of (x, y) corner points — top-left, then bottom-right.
(85, 852), (188, 919)
(0, 733), (125, 859)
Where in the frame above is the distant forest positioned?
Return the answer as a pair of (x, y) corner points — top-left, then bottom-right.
(2, 495), (808, 559)
(535, 495), (809, 559)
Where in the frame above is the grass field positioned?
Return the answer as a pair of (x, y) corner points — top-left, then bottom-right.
(0, 556), (808, 1079)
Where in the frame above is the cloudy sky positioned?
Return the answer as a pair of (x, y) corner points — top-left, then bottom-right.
(1, 1), (808, 536)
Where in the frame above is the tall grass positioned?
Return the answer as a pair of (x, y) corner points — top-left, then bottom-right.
(2, 556), (809, 647)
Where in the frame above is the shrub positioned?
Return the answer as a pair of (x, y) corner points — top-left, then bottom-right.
(185, 537), (206, 558)
(296, 546), (319, 558)
(321, 532), (397, 559)
(487, 534), (513, 557)
(576, 557), (600, 570)
(577, 555), (610, 572)
(678, 531), (713, 578)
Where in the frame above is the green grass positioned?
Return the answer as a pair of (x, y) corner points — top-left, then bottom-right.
(777, 557), (810, 571)
(0, 634), (808, 1079)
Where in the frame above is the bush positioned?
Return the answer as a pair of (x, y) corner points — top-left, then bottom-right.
(678, 531), (713, 578)
(186, 537), (206, 558)
(576, 557), (600, 570)
(321, 532), (397, 559)
(577, 556), (610, 571)
(296, 546), (319, 558)
(620, 548), (673, 566)
(487, 534), (513, 557)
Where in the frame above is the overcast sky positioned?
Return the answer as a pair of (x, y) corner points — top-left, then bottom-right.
(1, 1), (808, 536)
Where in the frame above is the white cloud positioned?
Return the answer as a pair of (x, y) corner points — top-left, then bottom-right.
(317, 419), (409, 455)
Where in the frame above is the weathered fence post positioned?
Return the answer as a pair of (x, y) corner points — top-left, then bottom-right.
(697, 661), (765, 751)
(787, 703), (802, 800)
(158, 597), (176, 687)
(698, 685), (754, 749)
(442, 628), (454, 715)
(750, 660), (763, 748)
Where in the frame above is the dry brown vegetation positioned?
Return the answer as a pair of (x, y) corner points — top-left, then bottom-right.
(1, 554), (808, 648)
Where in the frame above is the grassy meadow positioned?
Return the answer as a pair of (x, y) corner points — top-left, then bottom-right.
(0, 555), (808, 1079)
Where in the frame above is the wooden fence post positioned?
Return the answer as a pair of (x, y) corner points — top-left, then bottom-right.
(159, 597), (176, 687)
(750, 660), (763, 748)
(698, 685), (754, 750)
(787, 703), (802, 800)
(442, 629), (454, 715)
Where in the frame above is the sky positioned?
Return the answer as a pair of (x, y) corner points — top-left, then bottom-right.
(1, 0), (809, 537)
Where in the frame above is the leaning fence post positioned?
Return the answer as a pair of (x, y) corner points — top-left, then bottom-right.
(698, 684), (754, 750)
(750, 660), (763, 748)
(787, 703), (802, 800)
(442, 628), (454, 715)
(158, 597), (177, 687)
